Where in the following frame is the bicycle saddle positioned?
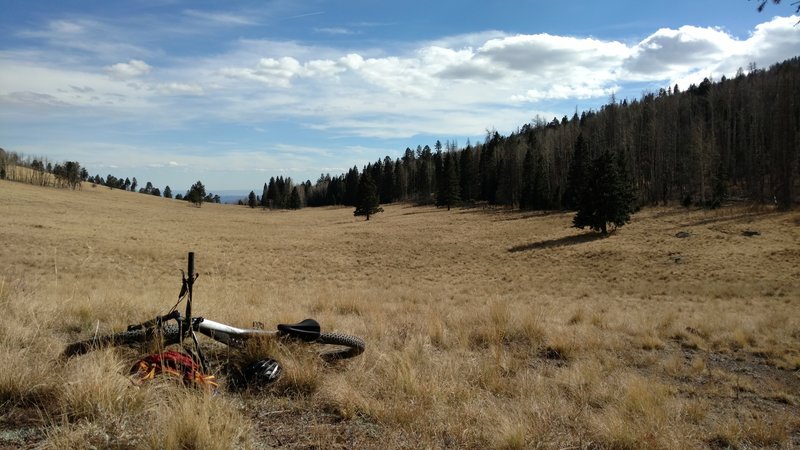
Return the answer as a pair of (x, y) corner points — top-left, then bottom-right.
(277, 318), (321, 342)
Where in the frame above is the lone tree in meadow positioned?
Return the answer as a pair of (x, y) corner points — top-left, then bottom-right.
(573, 150), (636, 235)
(248, 190), (257, 208)
(354, 172), (383, 220)
(186, 180), (207, 206)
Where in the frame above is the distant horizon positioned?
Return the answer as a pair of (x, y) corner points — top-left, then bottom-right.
(2, 1), (798, 192)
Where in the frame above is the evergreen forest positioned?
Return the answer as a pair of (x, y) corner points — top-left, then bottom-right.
(301, 58), (800, 212)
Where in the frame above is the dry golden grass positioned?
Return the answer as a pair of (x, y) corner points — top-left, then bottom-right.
(1, 179), (799, 449)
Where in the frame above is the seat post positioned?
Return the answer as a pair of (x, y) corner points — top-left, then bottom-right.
(184, 252), (195, 336)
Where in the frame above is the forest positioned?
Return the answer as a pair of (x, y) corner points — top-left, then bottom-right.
(299, 57), (799, 212)
(2, 57), (798, 212)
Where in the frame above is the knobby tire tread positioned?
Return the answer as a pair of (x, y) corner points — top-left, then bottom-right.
(63, 324), (182, 357)
(316, 332), (366, 360)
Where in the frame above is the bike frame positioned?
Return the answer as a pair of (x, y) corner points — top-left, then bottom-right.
(192, 318), (277, 347)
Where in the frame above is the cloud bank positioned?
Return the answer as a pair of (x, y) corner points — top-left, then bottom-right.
(1, 11), (797, 188)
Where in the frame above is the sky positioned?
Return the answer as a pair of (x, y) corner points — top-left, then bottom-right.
(1, 1), (798, 194)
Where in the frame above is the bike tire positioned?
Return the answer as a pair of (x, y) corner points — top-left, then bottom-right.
(316, 332), (366, 361)
(63, 324), (182, 357)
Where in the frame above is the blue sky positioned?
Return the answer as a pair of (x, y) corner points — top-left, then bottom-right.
(1, 1), (798, 193)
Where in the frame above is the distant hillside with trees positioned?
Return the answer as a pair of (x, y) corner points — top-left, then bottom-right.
(293, 57), (799, 212)
(0, 150), (221, 205)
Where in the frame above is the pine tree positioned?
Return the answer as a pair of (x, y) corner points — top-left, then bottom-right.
(573, 150), (636, 234)
(187, 180), (206, 206)
(564, 132), (589, 210)
(289, 186), (302, 209)
(163, 185), (173, 199)
(344, 166), (359, 206)
(248, 190), (257, 208)
(459, 146), (475, 202)
(531, 151), (550, 210)
(381, 155), (395, 203)
(354, 172), (383, 220)
(436, 153), (460, 210)
(261, 182), (269, 208)
(266, 177), (276, 209)
(520, 148), (535, 209)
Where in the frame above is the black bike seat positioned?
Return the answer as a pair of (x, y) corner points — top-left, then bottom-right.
(277, 318), (321, 342)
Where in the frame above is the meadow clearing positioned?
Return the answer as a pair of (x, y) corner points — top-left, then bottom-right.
(1, 178), (799, 449)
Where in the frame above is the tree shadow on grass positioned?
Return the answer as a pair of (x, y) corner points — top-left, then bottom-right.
(509, 232), (605, 253)
(675, 209), (783, 229)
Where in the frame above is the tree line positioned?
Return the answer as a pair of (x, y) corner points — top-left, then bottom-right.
(0, 152), (87, 190)
(259, 57), (798, 212)
(0, 150), (221, 205)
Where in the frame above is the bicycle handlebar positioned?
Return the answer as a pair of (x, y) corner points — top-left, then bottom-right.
(127, 310), (182, 331)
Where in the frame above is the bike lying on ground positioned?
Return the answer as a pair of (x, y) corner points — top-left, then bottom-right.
(62, 252), (365, 388)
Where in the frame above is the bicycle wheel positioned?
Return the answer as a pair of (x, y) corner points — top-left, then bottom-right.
(316, 332), (366, 361)
(63, 324), (182, 357)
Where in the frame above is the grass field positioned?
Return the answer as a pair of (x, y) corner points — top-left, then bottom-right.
(1, 178), (799, 449)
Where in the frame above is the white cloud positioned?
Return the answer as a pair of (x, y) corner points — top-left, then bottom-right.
(154, 82), (204, 95)
(220, 56), (345, 87)
(479, 33), (632, 73)
(623, 16), (799, 88)
(2, 91), (68, 107)
(107, 59), (151, 80)
(48, 20), (85, 34)
(314, 27), (356, 35)
(18, 18), (151, 61)
(183, 9), (256, 26)
(3, 12), (798, 145)
(624, 26), (735, 79)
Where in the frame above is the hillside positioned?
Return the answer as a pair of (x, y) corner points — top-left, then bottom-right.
(1, 179), (799, 448)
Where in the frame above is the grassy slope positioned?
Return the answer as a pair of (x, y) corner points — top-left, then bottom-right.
(1, 179), (799, 449)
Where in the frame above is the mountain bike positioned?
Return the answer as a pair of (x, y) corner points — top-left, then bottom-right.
(62, 253), (365, 388)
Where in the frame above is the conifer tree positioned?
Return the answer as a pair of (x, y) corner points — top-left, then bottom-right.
(436, 153), (460, 210)
(187, 180), (206, 206)
(163, 185), (173, 199)
(520, 148), (535, 209)
(573, 150), (636, 234)
(354, 172), (383, 220)
(248, 190), (257, 208)
(289, 186), (302, 209)
(343, 166), (359, 206)
(564, 132), (589, 210)
(531, 151), (550, 210)
(381, 155), (395, 203)
(266, 177), (277, 209)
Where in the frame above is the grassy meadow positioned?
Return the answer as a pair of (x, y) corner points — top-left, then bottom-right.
(1, 178), (799, 449)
